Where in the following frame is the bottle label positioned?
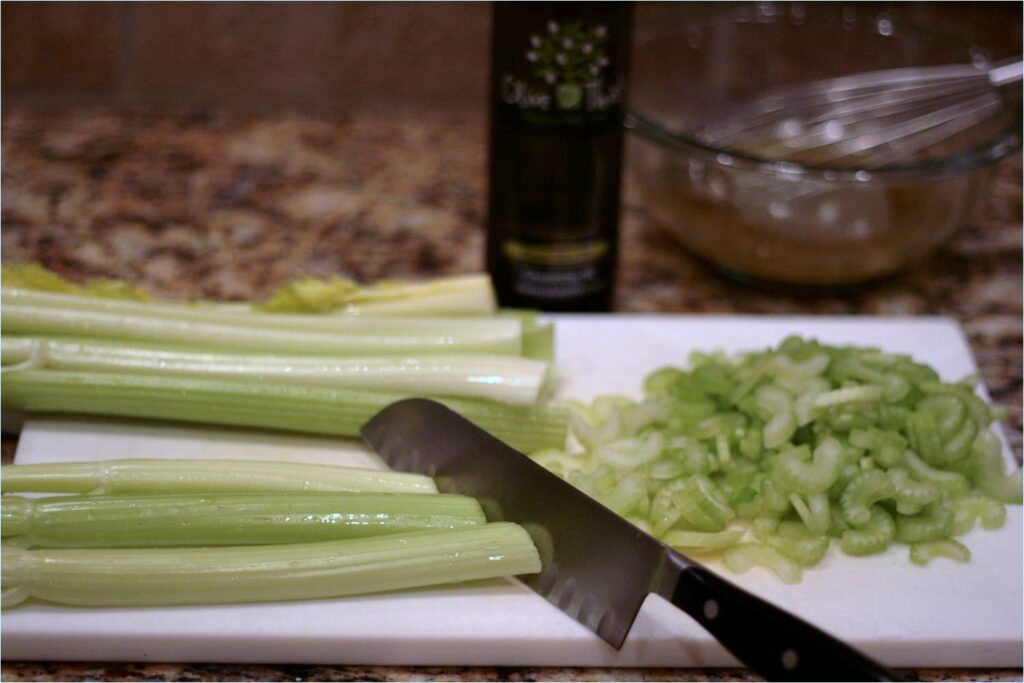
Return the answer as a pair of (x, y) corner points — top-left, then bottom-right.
(499, 20), (624, 115)
(501, 237), (609, 299)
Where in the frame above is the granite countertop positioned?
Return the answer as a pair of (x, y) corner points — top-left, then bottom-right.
(1, 106), (1021, 682)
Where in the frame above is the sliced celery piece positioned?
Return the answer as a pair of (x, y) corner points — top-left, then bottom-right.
(840, 507), (895, 557)
(840, 470), (895, 527)
(951, 494), (1007, 536)
(972, 430), (1024, 504)
(895, 504), (954, 544)
(754, 385), (795, 449)
(2, 492), (485, 548)
(901, 450), (970, 497)
(723, 542), (802, 584)
(909, 539), (971, 566)
(1, 522), (540, 608)
(2, 369), (568, 454)
(887, 468), (941, 516)
(788, 492), (830, 536)
(1, 459), (436, 495)
(773, 437), (844, 495)
(663, 529), (744, 550)
(762, 520), (830, 566)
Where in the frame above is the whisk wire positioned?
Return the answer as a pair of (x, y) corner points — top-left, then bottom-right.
(697, 58), (1021, 168)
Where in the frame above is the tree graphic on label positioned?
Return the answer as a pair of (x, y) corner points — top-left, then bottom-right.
(525, 20), (610, 111)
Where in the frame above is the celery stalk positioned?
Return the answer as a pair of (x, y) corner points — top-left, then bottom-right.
(1, 522), (541, 608)
(2, 492), (485, 548)
(2, 296), (523, 356)
(2, 337), (548, 406)
(0, 459), (437, 495)
(256, 273), (497, 314)
(1, 370), (569, 453)
(4, 288), (504, 335)
(1, 267), (497, 316)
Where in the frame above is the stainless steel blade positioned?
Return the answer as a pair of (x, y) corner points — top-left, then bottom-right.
(362, 398), (683, 648)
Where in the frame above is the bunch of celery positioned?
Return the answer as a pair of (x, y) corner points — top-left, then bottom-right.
(531, 336), (1021, 583)
(1, 458), (541, 608)
(1, 265), (567, 452)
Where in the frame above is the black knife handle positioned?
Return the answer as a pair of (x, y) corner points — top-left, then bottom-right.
(671, 564), (900, 681)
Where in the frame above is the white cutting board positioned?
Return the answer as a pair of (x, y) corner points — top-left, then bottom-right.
(3, 316), (1021, 667)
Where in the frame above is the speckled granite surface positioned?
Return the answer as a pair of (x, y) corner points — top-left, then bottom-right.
(1, 106), (1021, 682)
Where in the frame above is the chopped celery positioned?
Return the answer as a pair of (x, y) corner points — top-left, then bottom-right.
(1, 459), (437, 495)
(1, 370), (568, 454)
(2, 492), (485, 548)
(527, 337), (1019, 583)
(1, 522), (540, 608)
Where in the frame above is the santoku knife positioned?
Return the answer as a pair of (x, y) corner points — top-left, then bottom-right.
(362, 399), (897, 681)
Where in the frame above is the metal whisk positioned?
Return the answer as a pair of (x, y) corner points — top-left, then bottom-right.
(698, 57), (1023, 169)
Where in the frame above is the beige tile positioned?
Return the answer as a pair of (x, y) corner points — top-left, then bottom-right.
(127, 3), (343, 112)
(126, 2), (489, 115)
(2, 2), (119, 95)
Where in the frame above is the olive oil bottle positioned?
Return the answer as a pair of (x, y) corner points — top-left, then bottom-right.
(485, 2), (632, 311)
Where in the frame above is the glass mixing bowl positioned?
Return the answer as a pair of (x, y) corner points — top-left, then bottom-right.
(627, 3), (1022, 286)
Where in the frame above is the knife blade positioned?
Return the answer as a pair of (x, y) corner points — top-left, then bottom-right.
(362, 399), (897, 681)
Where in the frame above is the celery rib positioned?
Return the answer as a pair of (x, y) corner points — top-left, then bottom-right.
(2, 299), (522, 357)
(2, 492), (485, 548)
(2, 337), (548, 406)
(1, 370), (568, 454)
(1, 522), (541, 608)
(0, 459), (437, 495)
(256, 273), (497, 314)
(2, 264), (498, 316)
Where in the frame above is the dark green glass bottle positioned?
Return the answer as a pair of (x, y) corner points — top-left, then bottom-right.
(486, 2), (633, 312)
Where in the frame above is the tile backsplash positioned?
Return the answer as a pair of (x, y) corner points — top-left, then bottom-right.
(3, 2), (1020, 117)
(4, 2), (491, 116)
